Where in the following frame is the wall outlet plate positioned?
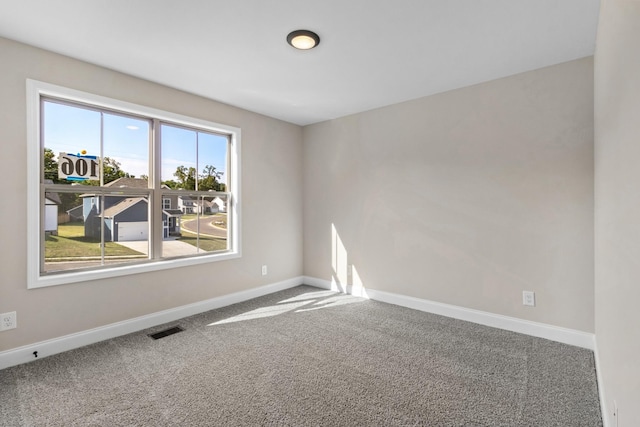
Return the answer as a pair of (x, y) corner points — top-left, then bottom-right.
(522, 291), (536, 307)
(0, 311), (17, 331)
(261, 265), (267, 276)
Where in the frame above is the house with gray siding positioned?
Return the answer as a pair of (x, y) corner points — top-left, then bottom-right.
(83, 178), (182, 241)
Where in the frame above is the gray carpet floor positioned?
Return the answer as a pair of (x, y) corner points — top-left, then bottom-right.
(0, 285), (602, 426)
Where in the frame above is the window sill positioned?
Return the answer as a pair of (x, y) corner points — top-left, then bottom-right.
(28, 251), (240, 289)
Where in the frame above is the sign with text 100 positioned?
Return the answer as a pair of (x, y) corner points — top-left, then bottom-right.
(58, 152), (100, 182)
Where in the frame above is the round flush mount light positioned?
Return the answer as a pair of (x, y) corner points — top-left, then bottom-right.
(287, 30), (320, 50)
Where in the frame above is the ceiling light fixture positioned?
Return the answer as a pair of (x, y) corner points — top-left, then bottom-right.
(287, 30), (320, 50)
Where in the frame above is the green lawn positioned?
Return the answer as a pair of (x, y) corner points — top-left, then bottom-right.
(178, 230), (227, 252)
(45, 223), (144, 261)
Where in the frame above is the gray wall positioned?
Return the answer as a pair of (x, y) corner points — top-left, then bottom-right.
(594, 0), (640, 425)
(0, 36), (303, 352)
(303, 57), (594, 332)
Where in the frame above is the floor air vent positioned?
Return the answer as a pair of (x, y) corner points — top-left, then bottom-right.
(148, 326), (184, 340)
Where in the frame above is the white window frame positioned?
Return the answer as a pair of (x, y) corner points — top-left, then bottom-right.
(162, 197), (171, 209)
(27, 79), (242, 289)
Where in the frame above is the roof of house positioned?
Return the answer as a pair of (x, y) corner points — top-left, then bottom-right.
(164, 209), (183, 216)
(103, 197), (147, 218)
(66, 205), (83, 215)
(104, 177), (149, 188)
(193, 199), (214, 207)
(79, 177), (148, 198)
(44, 179), (61, 204)
(101, 197), (183, 219)
(180, 195), (223, 206)
(45, 192), (61, 204)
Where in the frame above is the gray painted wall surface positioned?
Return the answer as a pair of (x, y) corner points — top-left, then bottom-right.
(303, 58), (594, 332)
(594, 0), (640, 425)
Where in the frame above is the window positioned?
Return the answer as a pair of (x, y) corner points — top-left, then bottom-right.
(28, 80), (241, 288)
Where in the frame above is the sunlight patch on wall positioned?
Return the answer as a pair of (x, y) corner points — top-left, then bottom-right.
(332, 223), (348, 292)
(330, 223), (370, 298)
(350, 264), (368, 298)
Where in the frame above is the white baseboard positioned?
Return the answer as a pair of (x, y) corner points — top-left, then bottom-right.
(0, 276), (303, 370)
(1, 275), (597, 371)
(303, 276), (596, 350)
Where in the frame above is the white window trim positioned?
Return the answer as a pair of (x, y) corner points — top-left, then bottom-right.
(27, 79), (242, 289)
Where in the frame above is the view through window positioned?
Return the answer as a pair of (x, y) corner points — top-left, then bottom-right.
(36, 91), (237, 285)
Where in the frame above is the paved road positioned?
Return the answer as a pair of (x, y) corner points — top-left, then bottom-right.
(182, 215), (227, 238)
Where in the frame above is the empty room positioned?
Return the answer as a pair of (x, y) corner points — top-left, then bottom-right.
(0, 1), (638, 426)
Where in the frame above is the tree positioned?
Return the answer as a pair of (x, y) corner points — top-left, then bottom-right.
(172, 165), (224, 191)
(82, 157), (130, 186)
(103, 157), (131, 183)
(44, 148), (60, 183)
(174, 165), (197, 190)
(161, 180), (179, 189)
(198, 165), (224, 191)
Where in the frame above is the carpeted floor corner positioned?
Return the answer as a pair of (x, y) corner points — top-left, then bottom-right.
(0, 285), (602, 426)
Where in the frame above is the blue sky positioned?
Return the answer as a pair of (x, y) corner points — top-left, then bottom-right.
(43, 101), (228, 183)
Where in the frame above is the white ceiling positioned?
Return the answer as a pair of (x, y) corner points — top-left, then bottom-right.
(0, 0), (600, 126)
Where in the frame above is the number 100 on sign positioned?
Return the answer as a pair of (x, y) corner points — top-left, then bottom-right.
(58, 152), (100, 182)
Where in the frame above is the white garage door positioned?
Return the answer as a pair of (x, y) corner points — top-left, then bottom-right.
(117, 221), (149, 241)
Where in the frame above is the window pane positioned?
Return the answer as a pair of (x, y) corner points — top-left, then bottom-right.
(43, 190), (149, 274)
(197, 132), (228, 191)
(103, 113), (150, 186)
(160, 124), (228, 191)
(42, 101), (100, 186)
(161, 124), (197, 189)
(42, 101), (151, 188)
(162, 193), (228, 258)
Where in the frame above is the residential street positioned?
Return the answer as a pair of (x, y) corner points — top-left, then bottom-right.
(181, 215), (227, 238)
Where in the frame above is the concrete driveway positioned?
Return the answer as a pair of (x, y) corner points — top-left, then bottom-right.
(117, 239), (203, 257)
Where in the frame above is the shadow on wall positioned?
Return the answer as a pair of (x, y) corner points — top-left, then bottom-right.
(332, 223), (367, 298)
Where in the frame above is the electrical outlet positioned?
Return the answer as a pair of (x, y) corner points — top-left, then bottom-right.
(261, 265), (267, 276)
(0, 311), (17, 331)
(522, 291), (535, 307)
